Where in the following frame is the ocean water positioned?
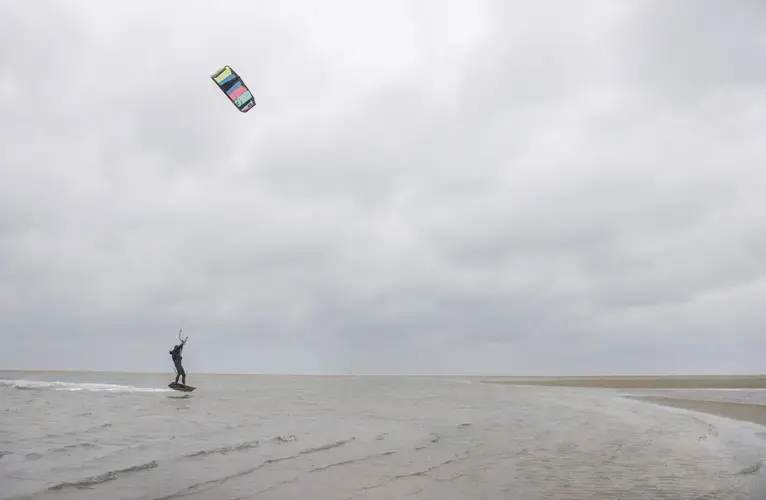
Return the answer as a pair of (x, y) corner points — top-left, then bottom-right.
(1, 372), (765, 500)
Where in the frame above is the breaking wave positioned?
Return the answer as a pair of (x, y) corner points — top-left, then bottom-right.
(0, 379), (171, 393)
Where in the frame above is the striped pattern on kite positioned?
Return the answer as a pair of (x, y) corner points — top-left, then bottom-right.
(211, 65), (256, 113)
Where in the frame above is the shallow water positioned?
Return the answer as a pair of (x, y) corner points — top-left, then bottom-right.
(1, 372), (765, 499)
(619, 387), (766, 406)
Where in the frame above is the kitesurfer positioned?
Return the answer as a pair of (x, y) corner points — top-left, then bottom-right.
(170, 334), (187, 385)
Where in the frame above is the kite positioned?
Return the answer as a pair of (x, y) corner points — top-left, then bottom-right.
(211, 65), (255, 113)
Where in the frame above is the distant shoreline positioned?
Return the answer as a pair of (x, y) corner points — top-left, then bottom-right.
(628, 396), (766, 427)
(481, 375), (766, 428)
(480, 374), (766, 389)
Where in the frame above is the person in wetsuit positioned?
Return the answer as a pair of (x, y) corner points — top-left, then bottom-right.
(170, 337), (187, 385)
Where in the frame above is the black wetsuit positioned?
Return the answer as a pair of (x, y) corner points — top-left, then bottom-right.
(170, 344), (186, 385)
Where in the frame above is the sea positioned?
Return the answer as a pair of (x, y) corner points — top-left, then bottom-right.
(1, 371), (765, 500)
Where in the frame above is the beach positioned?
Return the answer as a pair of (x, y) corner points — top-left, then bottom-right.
(482, 374), (766, 428)
(631, 397), (766, 427)
(1, 372), (765, 500)
(480, 374), (766, 389)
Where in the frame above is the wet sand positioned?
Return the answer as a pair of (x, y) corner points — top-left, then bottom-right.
(481, 374), (766, 389)
(629, 396), (766, 427)
(482, 374), (766, 427)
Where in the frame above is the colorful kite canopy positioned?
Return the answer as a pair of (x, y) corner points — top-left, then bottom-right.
(211, 65), (255, 113)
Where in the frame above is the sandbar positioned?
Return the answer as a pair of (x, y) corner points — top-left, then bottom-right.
(628, 396), (766, 427)
(480, 374), (766, 389)
(481, 375), (766, 427)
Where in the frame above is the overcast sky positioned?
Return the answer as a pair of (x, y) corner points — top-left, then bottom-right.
(1, 0), (765, 375)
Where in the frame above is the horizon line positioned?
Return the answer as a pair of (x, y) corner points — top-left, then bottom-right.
(1, 369), (765, 378)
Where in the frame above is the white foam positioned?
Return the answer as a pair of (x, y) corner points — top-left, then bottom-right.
(0, 379), (172, 393)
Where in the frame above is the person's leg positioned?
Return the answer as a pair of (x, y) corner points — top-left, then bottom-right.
(174, 360), (183, 384)
(180, 365), (186, 385)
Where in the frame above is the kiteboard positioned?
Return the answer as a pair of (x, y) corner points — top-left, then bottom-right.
(168, 382), (196, 392)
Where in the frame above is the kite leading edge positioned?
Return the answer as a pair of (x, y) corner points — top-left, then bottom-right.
(211, 65), (256, 113)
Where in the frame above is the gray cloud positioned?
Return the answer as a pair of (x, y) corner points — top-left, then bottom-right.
(1, 0), (765, 374)
(618, 0), (766, 100)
